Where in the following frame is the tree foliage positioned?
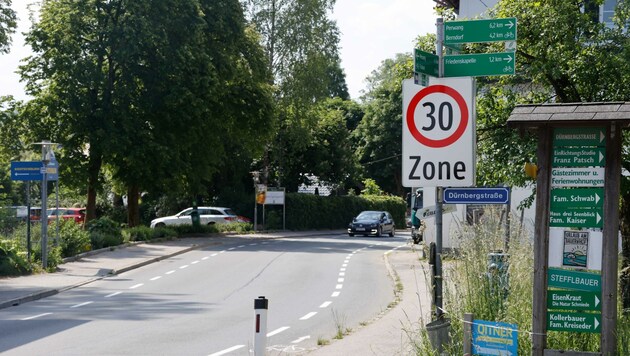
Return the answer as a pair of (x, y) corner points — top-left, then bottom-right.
(0, 0), (16, 54)
(244, 0), (349, 189)
(19, 0), (273, 225)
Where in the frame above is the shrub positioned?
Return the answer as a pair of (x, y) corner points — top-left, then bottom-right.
(125, 225), (155, 242)
(0, 239), (30, 275)
(57, 220), (90, 257)
(86, 217), (123, 249)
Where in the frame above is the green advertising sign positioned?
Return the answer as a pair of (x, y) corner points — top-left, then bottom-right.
(444, 52), (515, 77)
(547, 312), (601, 333)
(444, 18), (517, 44)
(549, 208), (603, 228)
(553, 128), (606, 147)
(414, 49), (438, 77)
(552, 147), (606, 167)
(547, 290), (601, 311)
(551, 188), (604, 209)
(548, 268), (601, 292)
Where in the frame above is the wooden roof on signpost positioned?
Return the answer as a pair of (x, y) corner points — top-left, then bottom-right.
(507, 102), (630, 130)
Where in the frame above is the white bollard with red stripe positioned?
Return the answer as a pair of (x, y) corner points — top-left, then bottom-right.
(254, 296), (268, 356)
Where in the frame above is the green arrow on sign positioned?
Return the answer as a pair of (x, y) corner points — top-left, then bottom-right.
(551, 188), (604, 209)
(550, 208), (603, 228)
(548, 268), (601, 292)
(552, 147), (606, 167)
(414, 49), (438, 77)
(444, 52), (515, 77)
(547, 311), (601, 333)
(547, 290), (601, 311)
(553, 128), (606, 147)
(444, 18), (517, 44)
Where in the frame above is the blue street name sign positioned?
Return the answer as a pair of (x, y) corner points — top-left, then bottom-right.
(442, 187), (510, 204)
(11, 161), (59, 181)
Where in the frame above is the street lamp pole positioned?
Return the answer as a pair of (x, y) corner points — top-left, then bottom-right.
(251, 171), (260, 232)
(34, 140), (57, 269)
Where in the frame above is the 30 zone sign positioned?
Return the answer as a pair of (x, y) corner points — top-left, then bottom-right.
(402, 77), (475, 187)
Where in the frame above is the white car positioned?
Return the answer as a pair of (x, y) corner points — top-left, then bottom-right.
(150, 207), (245, 228)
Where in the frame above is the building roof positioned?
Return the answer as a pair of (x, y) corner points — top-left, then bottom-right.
(507, 102), (630, 130)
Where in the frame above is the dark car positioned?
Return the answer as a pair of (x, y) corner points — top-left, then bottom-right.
(347, 210), (395, 237)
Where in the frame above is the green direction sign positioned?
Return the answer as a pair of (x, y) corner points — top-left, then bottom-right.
(444, 52), (515, 77)
(548, 268), (601, 292)
(444, 18), (517, 44)
(548, 290), (601, 311)
(547, 312), (601, 333)
(553, 127), (606, 147)
(552, 147), (606, 167)
(550, 208), (603, 228)
(551, 188), (604, 209)
(414, 49), (438, 77)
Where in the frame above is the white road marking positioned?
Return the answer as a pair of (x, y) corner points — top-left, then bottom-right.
(339, 272), (345, 276)
(220, 250), (226, 254)
(340, 268), (346, 272)
(267, 326), (290, 337)
(180, 265), (189, 269)
(202, 256), (209, 260)
(249, 243), (258, 246)
(228, 247), (236, 251)
(299, 312), (317, 320)
(337, 278), (344, 283)
(191, 260), (199, 264)
(335, 284), (343, 289)
(342, 264), (348, 267)
(129, 283), (144, 289)
(262, 242), (270, 244)
(207, 345), (245, 356)
(21, 313), (52, 320)
(150, 276), (162, 281)
(331, 291), (341, 297)
(319, 301), (332, 308)
(238, 245), (245, 248)
(166, 270), (175, 275)
(71, 301), (93, 308)
(291, 335), (311, 343)
(343, 260), (349, 264)
(352, 251), (357, 254)
(211, 253), (218, 257)
(105, 291), (122, 298)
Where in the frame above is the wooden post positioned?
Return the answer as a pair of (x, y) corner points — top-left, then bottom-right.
(601, 122), (621, 354)
(532, 126), (552, 355)
(463, 313), (473, 355)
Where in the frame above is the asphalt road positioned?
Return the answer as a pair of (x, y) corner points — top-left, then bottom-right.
(0, 233), (410, 355)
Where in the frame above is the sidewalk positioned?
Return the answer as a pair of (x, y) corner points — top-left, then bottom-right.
(308, 245), (434, 356)
(0, 230), (434, 356)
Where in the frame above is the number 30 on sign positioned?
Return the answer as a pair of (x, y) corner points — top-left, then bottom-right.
(402, 77), (475, 187)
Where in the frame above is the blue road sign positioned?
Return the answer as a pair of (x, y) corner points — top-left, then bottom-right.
(472, 319), (518, 356)
(443, 187), (510, 204)
(11, 161), (59, 181)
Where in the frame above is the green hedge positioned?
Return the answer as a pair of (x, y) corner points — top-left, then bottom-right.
(263, 193), (406, 230)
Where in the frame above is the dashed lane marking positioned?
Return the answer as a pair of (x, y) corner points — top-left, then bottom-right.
(267, 326), (290, 337)
(207, 345), (245, 356)
(129, 283), (144, 289)
(319, 301), (332, 308)
(21, 313), (52, 320)
(299, 312), (317, 320)
(70, 301), (93, 308)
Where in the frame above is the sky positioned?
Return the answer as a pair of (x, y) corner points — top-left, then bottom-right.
(0, 0), (438, 101)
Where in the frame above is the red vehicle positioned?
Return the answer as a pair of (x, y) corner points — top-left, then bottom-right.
(48, 208), (86, 224)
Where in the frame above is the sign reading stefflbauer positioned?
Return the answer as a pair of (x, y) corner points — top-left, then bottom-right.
(471, 319), (518, 356)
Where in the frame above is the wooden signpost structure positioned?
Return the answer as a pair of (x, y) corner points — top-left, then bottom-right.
(507, 102), (629, 355)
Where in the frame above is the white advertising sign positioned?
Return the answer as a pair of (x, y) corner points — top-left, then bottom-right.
(548, 228), (602, 271)
(264, 190), (285, 205)
(402, 77), (475, 187)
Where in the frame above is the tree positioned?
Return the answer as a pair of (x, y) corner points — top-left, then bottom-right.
(244, 0), (348, 189)
(20, 0), (274, 226)
(0, 0), (16, 54)
(354, 53), (413, 196)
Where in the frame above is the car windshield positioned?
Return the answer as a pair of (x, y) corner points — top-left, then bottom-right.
(356, 212), (382, 220)
(224, 209), (236, 216)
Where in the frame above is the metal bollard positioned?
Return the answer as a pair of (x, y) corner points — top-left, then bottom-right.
(254, 296), (268, 356)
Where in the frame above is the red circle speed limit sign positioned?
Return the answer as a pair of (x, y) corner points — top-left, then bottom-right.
(402, 77), (475, 188)
(406, 84), (469, 148)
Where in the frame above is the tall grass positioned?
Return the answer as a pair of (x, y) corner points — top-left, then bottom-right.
(409, 207), (630, 355)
